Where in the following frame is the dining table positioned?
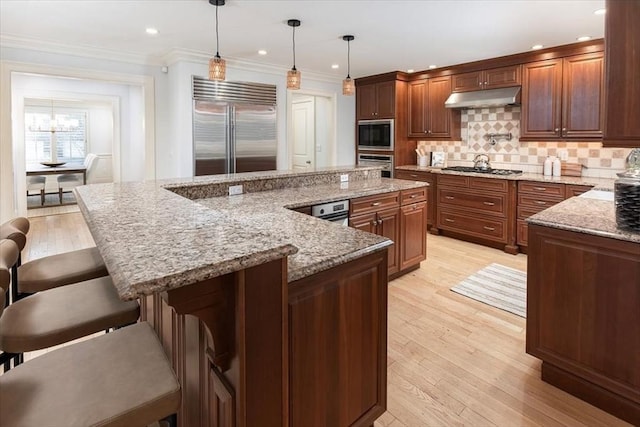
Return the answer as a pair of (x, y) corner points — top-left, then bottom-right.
(26, 163), (87, 184)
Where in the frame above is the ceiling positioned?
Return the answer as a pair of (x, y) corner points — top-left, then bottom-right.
(0, 0), (606, 79)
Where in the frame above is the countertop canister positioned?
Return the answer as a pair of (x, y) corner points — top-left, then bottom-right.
(614, 148), (640, 232)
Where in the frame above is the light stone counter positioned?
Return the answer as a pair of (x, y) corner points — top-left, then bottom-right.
(76, 170), (427, 300)
(396, 164), (616, 189)
(527, 195), (640, 244)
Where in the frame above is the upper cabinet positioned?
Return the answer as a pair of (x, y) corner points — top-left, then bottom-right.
(408, 76), (460, 139)
(603, 0), (640, 148)
(356, 81), (396, 120)
(452, 65), (521, 93)
(521, 52), (604, 140)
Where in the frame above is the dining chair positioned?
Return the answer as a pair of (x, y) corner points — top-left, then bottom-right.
(57, 153), (99, 203)
(26, 175), (46, 206)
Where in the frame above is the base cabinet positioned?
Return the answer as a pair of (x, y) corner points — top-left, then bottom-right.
(527, 224), (640, 425)
(394, 169), (436, 231)
(400, 201), (427, 270)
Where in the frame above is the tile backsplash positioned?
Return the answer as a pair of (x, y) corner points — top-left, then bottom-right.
(416, 106), (632, 178)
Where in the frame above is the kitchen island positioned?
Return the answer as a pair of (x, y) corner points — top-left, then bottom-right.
(75, 167), (428, 427)
(526, 191), (640, 425)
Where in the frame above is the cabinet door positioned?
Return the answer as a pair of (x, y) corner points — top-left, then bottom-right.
(521, 59), (563, 140)
(562, 53), (604, 139)
(428, 76), (453, 138)
(408, 80), (428, 137)
(357, 84), (377, 119)
(452, 71), (483, 92)
(377, 207), (400, 275)
(376, 81), (396, 119)
(603, 0), (640, 148)
(400, 202), (427, 271)
(349, 212), (377, 234)
(484, 65), (521, 89)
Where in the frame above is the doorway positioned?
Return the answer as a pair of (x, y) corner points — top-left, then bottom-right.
(288, 91), (336, 170)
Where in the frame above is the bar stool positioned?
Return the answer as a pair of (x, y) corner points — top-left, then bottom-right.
(0, 218), (28, 304)
(0, 241), (181, 427)
(0, 217), (108, 302)
(0, 236), (139, 369)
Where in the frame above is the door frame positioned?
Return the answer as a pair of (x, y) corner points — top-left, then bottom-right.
(0, 60), (154, 221)
(286, 89), (337, 169)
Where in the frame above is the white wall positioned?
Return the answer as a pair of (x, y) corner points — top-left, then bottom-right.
(314, 96), (333, 168)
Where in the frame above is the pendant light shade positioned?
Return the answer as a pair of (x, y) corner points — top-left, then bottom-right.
(342, 35), (355, 96)
(209, 0), (226, 81)
(287, 19), (301, 90)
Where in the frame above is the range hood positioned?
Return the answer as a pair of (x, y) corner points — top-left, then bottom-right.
(445, 86), (521, 109)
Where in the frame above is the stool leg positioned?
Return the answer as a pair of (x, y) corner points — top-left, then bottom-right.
(162, 413), (178, 427)
(59, 188), (63, 204)
(40, 188), (45, 205)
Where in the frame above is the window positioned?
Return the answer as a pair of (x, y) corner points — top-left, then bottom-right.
(24, 106), (87, 164)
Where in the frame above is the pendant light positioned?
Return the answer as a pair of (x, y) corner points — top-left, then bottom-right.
(287, 19), (301, 90)
(342, 35), (355, 96)
(209, 0), (226, 81)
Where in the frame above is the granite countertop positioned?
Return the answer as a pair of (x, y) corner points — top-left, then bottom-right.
(527, 191), (640, 244)
(76, 173), (427, 300)
(396, 165), (616, 189)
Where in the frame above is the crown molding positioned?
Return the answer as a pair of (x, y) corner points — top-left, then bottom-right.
(162, 48), (343, 84)
(0, 33), (165, 67)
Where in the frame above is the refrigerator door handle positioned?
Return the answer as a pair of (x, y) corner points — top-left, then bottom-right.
(227, 105), (234, 173)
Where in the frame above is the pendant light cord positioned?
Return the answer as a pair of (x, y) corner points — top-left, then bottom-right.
(347, 39), (351, 78)
(215, 4), (220, 58)
(292, 24), (297, 70)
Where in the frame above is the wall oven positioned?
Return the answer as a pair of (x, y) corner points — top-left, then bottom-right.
(312, 200), (349, 226)
(357, 153), (394, 178)
(357, 119), (394, 151)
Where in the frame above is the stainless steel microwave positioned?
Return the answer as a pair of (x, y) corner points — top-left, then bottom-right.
(357, 119), (394, 151)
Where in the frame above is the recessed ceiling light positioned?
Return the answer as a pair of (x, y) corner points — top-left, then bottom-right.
(145, 27), (158, 35)
(258, 50), (267, 55)
(407, 69), (415, 73)
(531, 44), (544, 50)
(331, 64), (339, 69)
(577, 36), (592, 42)
(428, 65), (437, 69)
(594, 8), (606, 15)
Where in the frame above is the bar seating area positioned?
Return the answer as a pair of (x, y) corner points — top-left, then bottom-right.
(0, 218), (182, 426)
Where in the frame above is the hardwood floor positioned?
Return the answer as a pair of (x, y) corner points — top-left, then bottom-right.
(20, 213), (630, 426)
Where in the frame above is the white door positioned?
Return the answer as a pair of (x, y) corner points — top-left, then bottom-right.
(291, 98), (315, 170)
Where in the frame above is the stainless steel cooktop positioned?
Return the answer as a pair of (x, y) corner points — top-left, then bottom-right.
(442, 166), (523, 175)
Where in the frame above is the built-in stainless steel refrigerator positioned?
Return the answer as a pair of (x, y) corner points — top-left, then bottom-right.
(193, 77), (277, 176)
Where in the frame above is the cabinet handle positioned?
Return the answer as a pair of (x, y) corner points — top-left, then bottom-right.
(410, 174), (418, 178)
(483, 226), (495, 231)
(483, 201), (495, 206)
(562, 128), (567, 132)
(410, 194), (417, 198)
(535, 201), (547, 205)
(424, 130), (428, 134)
(445, 218), (455, 223)
(554, 128), (560, 133)
(371, 221), (377, 227)
(378, 219), (383, 225)
(533, 187), (546, 191)
(372, 202), (381, 206)
(445, 196), (455, 200)
(428, 130), (432, 134)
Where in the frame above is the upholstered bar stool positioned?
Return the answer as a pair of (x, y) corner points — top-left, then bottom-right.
(0, 240), (140, 369)
(0, 217), (108, 302)
(0, 218), (28, 305)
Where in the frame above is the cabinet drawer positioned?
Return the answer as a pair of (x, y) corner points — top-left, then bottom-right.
(395, 170), (431, 182)
(438, 209), (507, 242)
(517, 205), (548, 220)
(518, 194), (562, 211)
(565, 184), (593, 198)
(517, 219), (528, 246)
(469, 177), (509, 193)
(518, 181), (565, 198)
(351, 191), (399, 215)
(438, 174), (469, 188)
(401, 187), (427, 205)
(438, 189), (506, 217)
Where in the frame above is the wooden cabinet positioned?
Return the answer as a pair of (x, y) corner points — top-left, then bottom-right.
(289, 250), (389, 427)
(394, 169), (436, 231)
(408, 76), (460, 139)
(521, 52), (604, 140)
(527, 224), (640, 425)
(349, 189), (427, 277)
(357, 81), (395, 119)
(517, 181), (594, 249)
(452, 65), (521, 92)
(603, 0), (640, 148)
(437, 175), (518, 254)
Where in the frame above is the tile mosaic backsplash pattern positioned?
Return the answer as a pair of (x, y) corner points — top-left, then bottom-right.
(417, 106), (632, 178)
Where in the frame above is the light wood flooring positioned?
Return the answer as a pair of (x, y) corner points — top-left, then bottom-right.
(20, 213), (630, 426)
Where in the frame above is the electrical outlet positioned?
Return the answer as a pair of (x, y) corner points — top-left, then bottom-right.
(228, 185), (243, 196)
(340, 174), (349, 182)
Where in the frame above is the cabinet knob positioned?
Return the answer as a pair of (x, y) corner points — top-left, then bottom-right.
(562, 127), (567, 132)
(378, 219), (383, 225)
(424, 130), (428, 133)
(554, 128), (560, 133)
(428, 130), (432, 134)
